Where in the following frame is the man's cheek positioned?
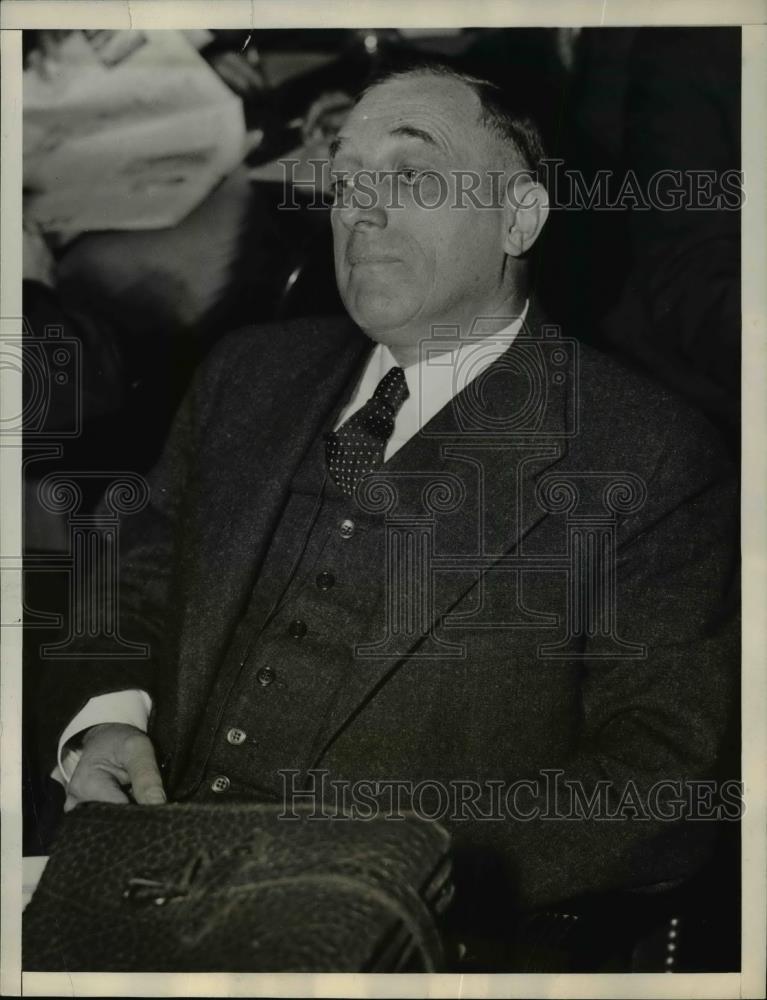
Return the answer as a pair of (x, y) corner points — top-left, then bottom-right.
(331, 220), (346, 253)
(332, 242), (350, 288)
(411, 172), (449, 211)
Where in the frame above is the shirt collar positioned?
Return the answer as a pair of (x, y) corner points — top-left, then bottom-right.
(378, 300), (530, 437)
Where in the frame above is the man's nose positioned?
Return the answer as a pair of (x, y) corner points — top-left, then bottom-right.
(335, 177), (388, 230)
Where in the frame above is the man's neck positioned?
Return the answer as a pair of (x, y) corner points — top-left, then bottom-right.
(386, 293), (529, 368)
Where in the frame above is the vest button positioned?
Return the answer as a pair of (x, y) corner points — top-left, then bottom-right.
(226, 727), (247, 745)
(257, 666), (276, 686)
(288, 619), (307, 639)
(339, 518), (355, 539)
(316, 571), (335, 591)
(210, 775), (230, 793)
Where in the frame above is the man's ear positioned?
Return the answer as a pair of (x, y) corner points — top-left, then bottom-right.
(502, 173), (550, 257)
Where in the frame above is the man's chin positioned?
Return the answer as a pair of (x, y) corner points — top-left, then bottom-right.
(342, 298), (420, 343)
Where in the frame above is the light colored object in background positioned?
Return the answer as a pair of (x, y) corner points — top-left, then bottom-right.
(22, 857), (48, 911)
(248, 90), (353, 192)
(56, 163), (255, 334)
(23, 30), (245, 242)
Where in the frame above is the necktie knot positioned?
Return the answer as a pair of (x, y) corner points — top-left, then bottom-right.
(326, 366), (410, 496)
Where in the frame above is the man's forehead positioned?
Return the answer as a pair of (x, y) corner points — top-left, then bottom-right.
(342, 75), (484, 148)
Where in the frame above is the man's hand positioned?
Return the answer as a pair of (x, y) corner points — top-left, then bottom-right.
(64, 723), (166, 812)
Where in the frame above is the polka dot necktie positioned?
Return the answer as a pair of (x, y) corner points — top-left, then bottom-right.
(326, 366), (410, 496)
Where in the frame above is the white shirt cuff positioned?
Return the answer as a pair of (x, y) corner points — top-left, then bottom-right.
(52, 690), (152, 785)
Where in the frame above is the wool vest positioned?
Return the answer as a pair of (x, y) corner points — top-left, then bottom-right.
(177, 422), (393, 802)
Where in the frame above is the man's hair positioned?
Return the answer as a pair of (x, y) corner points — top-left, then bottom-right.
(358, 61), (547, 178)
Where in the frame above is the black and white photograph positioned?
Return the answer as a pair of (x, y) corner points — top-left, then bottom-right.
(1, 1), (765, 996)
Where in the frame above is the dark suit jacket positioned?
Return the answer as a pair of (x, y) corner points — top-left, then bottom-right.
(37, 304), (738, 914)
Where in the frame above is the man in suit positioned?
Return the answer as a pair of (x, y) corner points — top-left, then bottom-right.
(38, 65), (738, 953)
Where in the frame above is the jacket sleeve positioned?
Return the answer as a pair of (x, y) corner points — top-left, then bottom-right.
(33, 342), (226, 777)
(447, 407), (739, 913)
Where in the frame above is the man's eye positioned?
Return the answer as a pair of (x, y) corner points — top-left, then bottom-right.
(331, 175), (354, 196)
(398, 168), (422, 186)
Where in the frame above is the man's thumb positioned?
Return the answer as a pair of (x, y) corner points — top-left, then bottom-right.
(123, 737), (166, 805)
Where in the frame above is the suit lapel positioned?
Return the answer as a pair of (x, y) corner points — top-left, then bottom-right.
(177, 319), (372, 728)
(308, 302), (575, 762)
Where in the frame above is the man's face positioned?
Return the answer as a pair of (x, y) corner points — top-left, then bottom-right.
(331, 75), (512, 350)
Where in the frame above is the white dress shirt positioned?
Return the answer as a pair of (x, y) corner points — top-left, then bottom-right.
(55, 303), (528, 784)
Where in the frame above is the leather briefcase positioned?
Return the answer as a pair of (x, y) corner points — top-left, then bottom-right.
(23, 801), (453, 972)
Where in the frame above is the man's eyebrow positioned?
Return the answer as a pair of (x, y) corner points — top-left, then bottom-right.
(329, 124), (446, 161)
(389, 124), (445, 152)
